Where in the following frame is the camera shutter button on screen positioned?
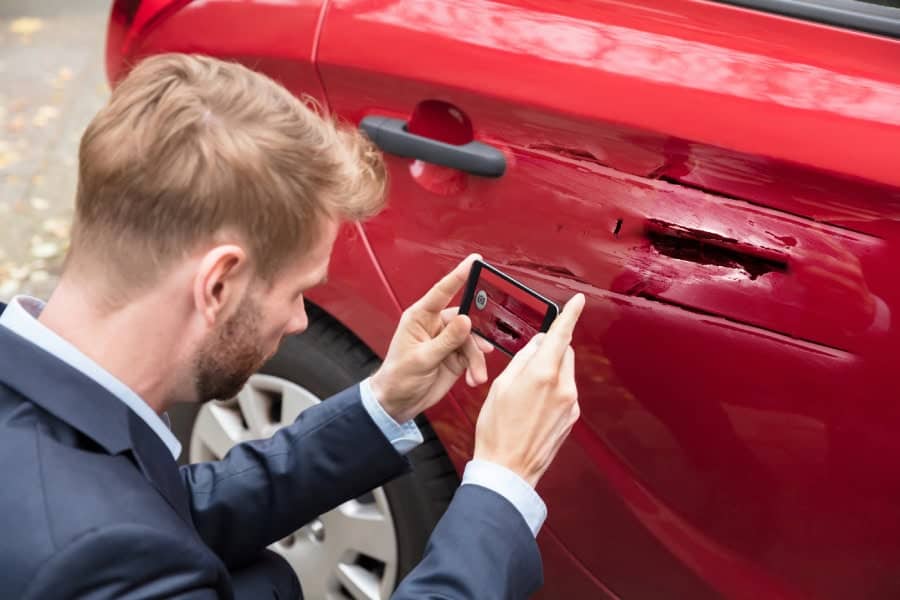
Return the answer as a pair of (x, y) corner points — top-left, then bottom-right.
(475, 289), (488, 310)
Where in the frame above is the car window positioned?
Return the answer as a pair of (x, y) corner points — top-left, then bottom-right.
(715, 0), (900, 39)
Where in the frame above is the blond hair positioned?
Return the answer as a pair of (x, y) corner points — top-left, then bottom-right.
(70, 53), (386, 291)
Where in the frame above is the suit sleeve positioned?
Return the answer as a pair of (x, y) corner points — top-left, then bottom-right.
(393, 484), (544, 600)
(21, 524), (221, 600)
(180, 384), (410, 567)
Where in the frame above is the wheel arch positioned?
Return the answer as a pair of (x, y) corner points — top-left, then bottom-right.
(306, 222), (403, 360)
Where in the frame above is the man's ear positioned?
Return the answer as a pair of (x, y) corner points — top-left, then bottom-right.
(193, 244), (251, 326)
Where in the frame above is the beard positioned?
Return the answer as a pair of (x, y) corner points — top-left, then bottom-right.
(193, 295), (269, 402)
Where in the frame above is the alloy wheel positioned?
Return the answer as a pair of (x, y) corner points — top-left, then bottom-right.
(190, 374), (399, 600)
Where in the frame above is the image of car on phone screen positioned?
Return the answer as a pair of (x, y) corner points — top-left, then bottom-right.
(460, 260), (558, 355)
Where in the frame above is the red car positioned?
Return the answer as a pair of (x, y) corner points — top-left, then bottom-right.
(106, 1), (900, 598)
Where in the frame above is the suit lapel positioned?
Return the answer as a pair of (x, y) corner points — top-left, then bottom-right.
(0, 323), (194, 526)
(128, 412), (194, 524)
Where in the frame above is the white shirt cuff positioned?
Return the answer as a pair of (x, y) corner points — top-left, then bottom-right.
(359, 377), (424, 455)
(461, 459), (547, 537)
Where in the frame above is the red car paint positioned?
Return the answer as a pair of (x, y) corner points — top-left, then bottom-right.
(108, 1), (900, 597)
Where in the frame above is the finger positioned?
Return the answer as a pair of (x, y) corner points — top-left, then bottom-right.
(444, 308), (494, 354)
(446, 348), (468, 378)
(415, 254), (482, 315)
(421, 314), (472, 366)
(440, 309), (494, 355)
(503, 332), (545, 377)
(560, 346), (576, 394)
(535, 293), (585, 367)
(460, 331), (488, 385)
(474, 335), (494, 354)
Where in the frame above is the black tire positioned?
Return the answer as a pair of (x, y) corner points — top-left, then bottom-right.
(168, 303), (459, 583)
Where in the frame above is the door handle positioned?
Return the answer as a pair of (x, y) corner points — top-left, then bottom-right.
(359, 116), (506, 178)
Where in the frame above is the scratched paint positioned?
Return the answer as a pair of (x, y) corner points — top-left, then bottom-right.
(317, 2), (900, 596)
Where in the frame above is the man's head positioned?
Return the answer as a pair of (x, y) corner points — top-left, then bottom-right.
(63, 53), (386, 403)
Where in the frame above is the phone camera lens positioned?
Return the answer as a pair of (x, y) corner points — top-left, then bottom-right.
(475, 290), (488, 310)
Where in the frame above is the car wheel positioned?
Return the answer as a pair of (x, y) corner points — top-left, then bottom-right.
(170, 304), (460, 600)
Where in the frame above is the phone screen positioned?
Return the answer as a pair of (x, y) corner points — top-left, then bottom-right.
(460, 261), (558, 356)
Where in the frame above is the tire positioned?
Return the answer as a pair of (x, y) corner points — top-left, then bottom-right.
(169, 303), (459, 599)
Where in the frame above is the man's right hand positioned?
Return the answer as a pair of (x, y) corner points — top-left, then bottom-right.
(473, 293), (586, 487)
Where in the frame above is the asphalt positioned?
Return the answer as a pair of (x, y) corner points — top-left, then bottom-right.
(0, 0), (109, 302)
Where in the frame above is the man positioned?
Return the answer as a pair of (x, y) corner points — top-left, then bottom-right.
(0, 54), (584, 599)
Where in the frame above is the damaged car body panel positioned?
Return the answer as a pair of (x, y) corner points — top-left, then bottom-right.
(316, 1), (900, 598)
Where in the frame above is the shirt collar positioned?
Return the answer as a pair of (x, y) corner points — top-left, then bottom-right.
(0, 295), (181, 459)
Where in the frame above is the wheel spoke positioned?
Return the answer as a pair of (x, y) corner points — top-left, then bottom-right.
(372, 488), (393, 520)
(236, 384), (271, 437)
(327, 500), (396, 564)
(193, 404), (244, 459)
(336, 563), (381, 600)
(271, 533), (336, 600)
(279, 381), (319, 425)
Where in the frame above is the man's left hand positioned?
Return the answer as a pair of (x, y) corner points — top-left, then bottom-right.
(370, 254), (494, 423)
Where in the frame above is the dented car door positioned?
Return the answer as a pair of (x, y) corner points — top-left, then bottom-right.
(317, 1), (900, 597)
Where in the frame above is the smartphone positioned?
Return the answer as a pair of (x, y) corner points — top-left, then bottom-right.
(459, 260), (559, 356)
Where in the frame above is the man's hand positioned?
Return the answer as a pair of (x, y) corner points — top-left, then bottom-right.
(370, 254), (494, 423)
(473, 293), (586, 487)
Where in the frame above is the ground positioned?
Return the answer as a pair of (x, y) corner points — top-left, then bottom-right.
(0, 0), (108, 302)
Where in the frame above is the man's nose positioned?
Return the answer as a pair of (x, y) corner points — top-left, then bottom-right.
(285, 298), (309, 336)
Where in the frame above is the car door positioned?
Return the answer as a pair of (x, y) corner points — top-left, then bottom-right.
(317, 1), (900, 598)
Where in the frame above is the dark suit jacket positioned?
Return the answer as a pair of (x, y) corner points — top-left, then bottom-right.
(0, 302), (542, 599)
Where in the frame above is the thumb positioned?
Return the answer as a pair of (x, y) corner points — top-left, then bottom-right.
(423, 314), (471, 365)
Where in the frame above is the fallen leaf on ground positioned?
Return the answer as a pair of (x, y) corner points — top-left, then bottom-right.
(30, 240), (60, 260)
(8, 265), (29, 281)
(9, 18), (43, 37)
(28, 270), (49, 283)
(7, 115), (25, 133)
(0, 279), (19, 298)
(42, 218), (70, 239)
(33, 106), (60, 127)
(30, 197), (49, 211)
(0, 149), (21, 169)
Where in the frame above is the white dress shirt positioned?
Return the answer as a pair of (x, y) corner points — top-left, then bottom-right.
(0, 295), (546, 536)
